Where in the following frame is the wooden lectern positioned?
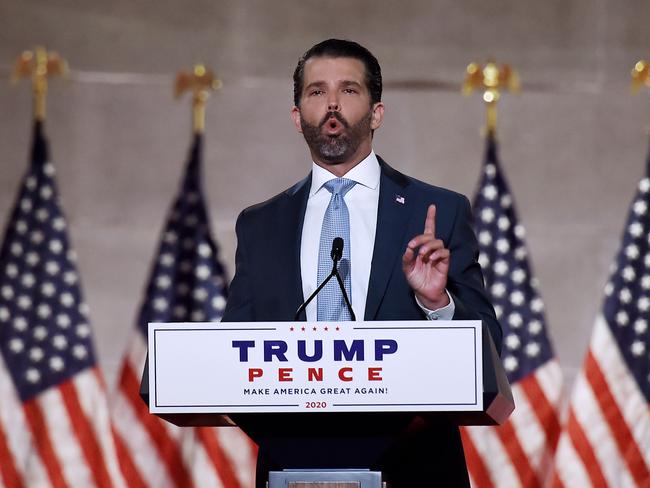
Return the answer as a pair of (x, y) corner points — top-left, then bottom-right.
(140, 320), (513, 487)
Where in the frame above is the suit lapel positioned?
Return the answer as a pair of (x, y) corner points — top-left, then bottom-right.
(284, 173), (311, 321)
(364, 159), (412, 320)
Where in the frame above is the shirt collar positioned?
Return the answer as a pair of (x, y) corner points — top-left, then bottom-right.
(310, 151), (381, 197)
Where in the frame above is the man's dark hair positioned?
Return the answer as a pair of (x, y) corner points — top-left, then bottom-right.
(293, 39), (382, 107)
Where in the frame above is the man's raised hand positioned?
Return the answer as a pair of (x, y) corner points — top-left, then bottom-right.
(401, 204), (451, 310)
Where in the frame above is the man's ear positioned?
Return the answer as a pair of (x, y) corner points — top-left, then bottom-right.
(291, 106), (303, 133)
(370, 102), (385, 131)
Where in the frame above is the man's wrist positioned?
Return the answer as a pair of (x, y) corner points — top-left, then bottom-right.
(416, 291), (450, 310)
(415, 290), (455, 320)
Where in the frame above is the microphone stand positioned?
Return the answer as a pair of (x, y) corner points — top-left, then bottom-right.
(333, 264), (355, 321)
(294, 252), (356, 321)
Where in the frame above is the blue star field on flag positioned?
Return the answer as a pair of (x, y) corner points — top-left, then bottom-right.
(472, 133), (555, 383)
(0, 122), (96, 401)
(136, 134), (228, 333)
(601, 141), (650, 403)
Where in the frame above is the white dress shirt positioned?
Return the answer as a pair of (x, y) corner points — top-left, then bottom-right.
(300, 151), (454, 321)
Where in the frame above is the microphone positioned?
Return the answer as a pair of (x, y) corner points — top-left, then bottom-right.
(331, 237), (343, 262)
(331, 238), (355, 321)
(294, 237), (356, 321)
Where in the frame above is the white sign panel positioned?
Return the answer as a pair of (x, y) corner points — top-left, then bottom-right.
(148, 321), (482, 414)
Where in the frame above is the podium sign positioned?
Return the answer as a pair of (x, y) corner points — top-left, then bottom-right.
(148, 320), (483, 414)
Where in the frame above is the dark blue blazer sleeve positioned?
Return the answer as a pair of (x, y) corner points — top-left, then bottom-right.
(222, 211), (254, 322)
(446, 195), (503, 352)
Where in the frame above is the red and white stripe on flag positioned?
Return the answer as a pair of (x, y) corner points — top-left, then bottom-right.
(462, 359), (564, 487)
(552, 317), (650, 488)
(111, 331), (257, 488)
(0, 353), (128, 488)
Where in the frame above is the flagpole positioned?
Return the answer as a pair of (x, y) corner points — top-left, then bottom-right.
(631, 60), (649, 94)
(174, 64), (222, 135)
(631, 60), (650, 136)
(11, 47), (69, 122)
(462, 60), (520, 137)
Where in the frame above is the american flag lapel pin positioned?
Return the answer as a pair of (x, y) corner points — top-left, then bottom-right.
(395, 194), (405, 205)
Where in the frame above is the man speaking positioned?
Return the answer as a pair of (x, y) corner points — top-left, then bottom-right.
(222, 39), (502, 488)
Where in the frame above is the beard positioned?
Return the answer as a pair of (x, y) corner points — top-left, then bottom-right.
(300, 109), (372, 164)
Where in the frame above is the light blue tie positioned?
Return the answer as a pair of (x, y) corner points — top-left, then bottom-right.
(317, 178), (356, 321)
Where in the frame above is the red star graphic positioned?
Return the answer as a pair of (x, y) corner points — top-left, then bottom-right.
(301, 326), (306, 332)
(289, 327), (294, 332)
(324, 326), (329, 331)
(336, 326), (340, 331)
(312, 326), (317, 331)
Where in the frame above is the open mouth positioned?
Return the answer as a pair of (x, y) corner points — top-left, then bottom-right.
(324, 117), (344, 136)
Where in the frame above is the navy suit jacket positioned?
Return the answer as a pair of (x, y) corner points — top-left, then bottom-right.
(223, 157), (501, 487)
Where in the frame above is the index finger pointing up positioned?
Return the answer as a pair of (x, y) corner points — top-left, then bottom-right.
(424, 204), (436, 236)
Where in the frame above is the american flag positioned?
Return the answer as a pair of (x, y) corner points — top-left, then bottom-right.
(111, 134), (257, 487)
(0, 122), (127, 487)
(552, 143), (650, 487)
(461, 133), (564, 487)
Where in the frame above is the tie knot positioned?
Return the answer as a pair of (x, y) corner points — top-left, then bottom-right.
(323, 178), (356, 197)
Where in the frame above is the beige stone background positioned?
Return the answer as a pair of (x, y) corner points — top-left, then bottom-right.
(0, 0), (649, 391)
